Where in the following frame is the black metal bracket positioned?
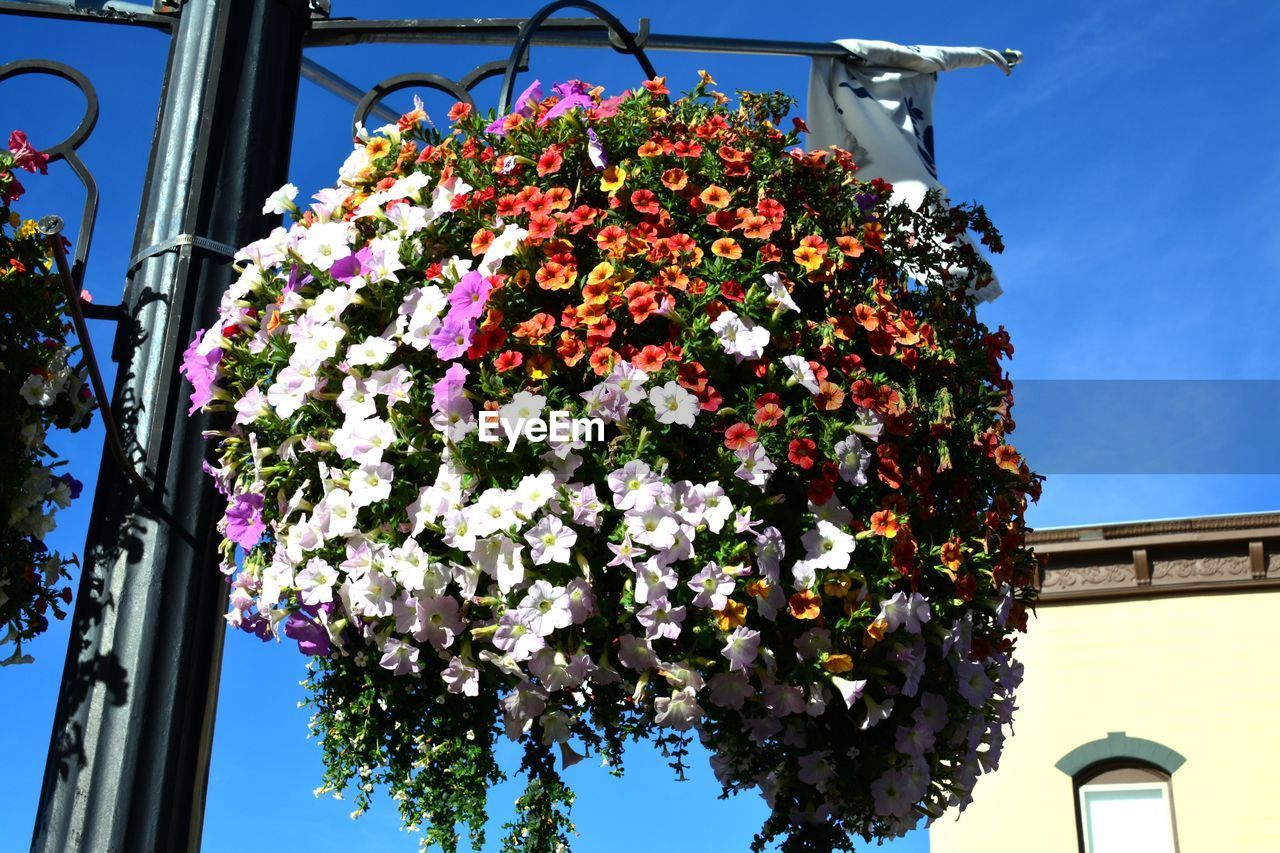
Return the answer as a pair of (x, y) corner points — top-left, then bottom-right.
(496, 1), (657, 114)
(0, 58), (99, 288)
(40, 215), (154, 501)
(348, 1), (657, 135)
(352, 59), (527, 135)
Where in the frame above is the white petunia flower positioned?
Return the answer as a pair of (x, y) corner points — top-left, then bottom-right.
(648, 380), (698, 427)
(800, 519), (856, 572)
(780, 354), (820, 394)
(834, 435), (871, 485)
(525, 515), (577, 565)
(763, 272), (799, 312)
(262, 183), (298, 215)
(710, 309), (770, 360)
(733, 442), (776, 488)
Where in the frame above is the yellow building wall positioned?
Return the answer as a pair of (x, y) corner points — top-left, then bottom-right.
(930, 590), (1280, 852)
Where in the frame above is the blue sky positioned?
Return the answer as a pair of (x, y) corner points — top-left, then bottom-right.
(2, 1), (1278, 850)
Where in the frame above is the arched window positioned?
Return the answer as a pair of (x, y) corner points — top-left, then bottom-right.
(1056, 732), (1185, 853)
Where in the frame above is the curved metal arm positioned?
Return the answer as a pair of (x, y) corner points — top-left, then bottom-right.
(0, 59), (99, 289)
(496, 0), (658, 114)
(38, 216), (153, 500)
(351, 60), (527, 138)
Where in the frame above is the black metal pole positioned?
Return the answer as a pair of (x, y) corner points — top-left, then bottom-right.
(31, 1), (309, 851)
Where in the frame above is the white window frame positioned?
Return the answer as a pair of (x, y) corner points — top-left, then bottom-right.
(1077, 780), (1178, 853)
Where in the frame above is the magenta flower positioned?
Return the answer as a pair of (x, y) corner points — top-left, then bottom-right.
(225, 492), (265, 549)
(178, 331), (221, 414)
(485, 79), (544, 135)
(8, 130), (49, 174)
(429, 313), (475, 360)
(539, 92), (593, 125)
(328, 247), (368, 283)
(447, 271), (492, 321)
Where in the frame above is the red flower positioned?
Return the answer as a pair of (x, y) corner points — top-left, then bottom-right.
(723, 422), (757, 451)
(754, 402), (784, 428)
(536, 147), (563, 177)
(677, 361), (708, 393)
(807, 478), (834, 504)
(631, 189), (660, 215)
(494, 350), (524, 372)
(788, 438), (817, 469)
(719, 280), (745, 302)
(632, 345), (667, 373)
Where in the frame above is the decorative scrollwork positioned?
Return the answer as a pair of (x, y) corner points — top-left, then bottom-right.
(352, 60), (528, 134)
(351, 1), (658, 133)
(496, 0), (657, 114)
(0, 58), (99, 289)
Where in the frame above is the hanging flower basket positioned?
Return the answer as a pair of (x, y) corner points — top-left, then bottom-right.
(1, 130), (94, 667)
(186, 75), (1040, 851)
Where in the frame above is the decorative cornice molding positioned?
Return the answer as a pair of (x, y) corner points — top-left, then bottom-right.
(1028, 512), (1280, 546)
(1032, 512), (1280, 603)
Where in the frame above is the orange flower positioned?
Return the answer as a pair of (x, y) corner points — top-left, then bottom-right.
(821, 653), (854, 674)
(836, 235), (865, 257)
(527, 214), (557, 241)
(588, 346), (619, 376)
(628, 293), (659, 324)
(699, 185), (731, 209)
(365, 137), (391, 159)
(754, 402), (784, 427)
(536, 147), (563, 176)
(940, 537), (964, 571)
(793, 245), (825, 272)
(656, 265), (690, 291)
(715, 599), (747, 631)
(632, 345), (667, 373)
(397, 104), (427, 132)
(512, 312), (555, 344)
(637, 140), (664, 158)
(470, 228), (495, 256)
(870, 510), (900, 538)
(864, 618), (888, 644)
(535, 261), (575, 291)
(788, 590), (822, 620)
(740, 214), (775, 240)
(823, 574), (854, 598)
(543, 186), (572, 210)
(642, 76), (669, 95)
(447, 102), (472, 122)
(556, 332), (586, 366)
(661, 168), (688, 190)
(814, 381), (845, 411)
(995, 444), (1022, 473)
(711, 237), (742, 260)
(596, 224), (629, 257)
